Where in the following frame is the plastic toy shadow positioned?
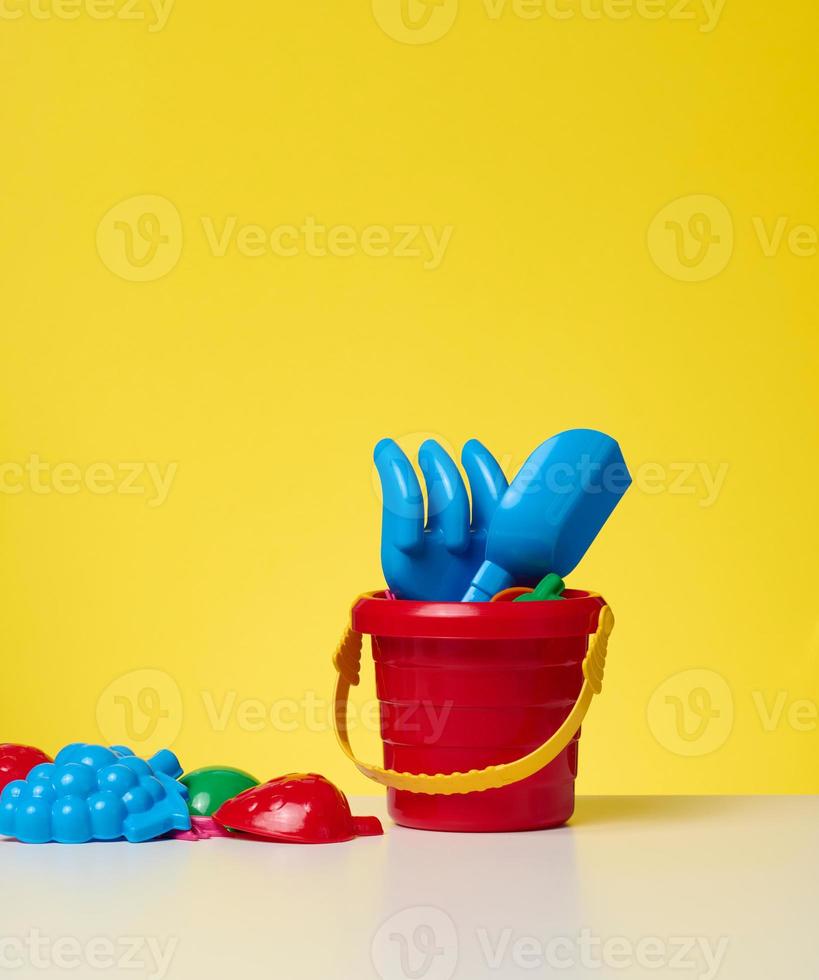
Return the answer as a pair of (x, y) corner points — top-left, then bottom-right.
(374, 438), (508, 601)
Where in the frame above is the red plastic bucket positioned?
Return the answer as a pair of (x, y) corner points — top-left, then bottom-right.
(334, 589), (611, 833)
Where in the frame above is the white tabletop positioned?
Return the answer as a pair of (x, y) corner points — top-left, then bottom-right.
(1, 796), (816, 980)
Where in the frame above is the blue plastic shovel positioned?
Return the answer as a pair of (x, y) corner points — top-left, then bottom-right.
(462, 429), (631, 602)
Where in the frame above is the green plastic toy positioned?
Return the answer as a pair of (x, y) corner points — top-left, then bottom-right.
(513, 573), (566, 602)
(180, 766), (259, 817)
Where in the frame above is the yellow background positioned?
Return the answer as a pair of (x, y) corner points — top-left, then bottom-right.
(1, 0), (817, 796)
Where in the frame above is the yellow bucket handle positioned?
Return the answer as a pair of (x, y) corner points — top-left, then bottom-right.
(332, 596), (614, 796)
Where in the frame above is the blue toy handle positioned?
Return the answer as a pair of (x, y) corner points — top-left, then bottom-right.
(462, 562), (515, 602)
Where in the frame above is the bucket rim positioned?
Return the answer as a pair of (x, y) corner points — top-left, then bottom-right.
(351, 589), (606, 640)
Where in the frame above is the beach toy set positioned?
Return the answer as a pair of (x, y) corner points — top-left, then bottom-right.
(0, 746), (382, 846)
(333, 427), (629, 831)
(1, 426), (628, 842)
